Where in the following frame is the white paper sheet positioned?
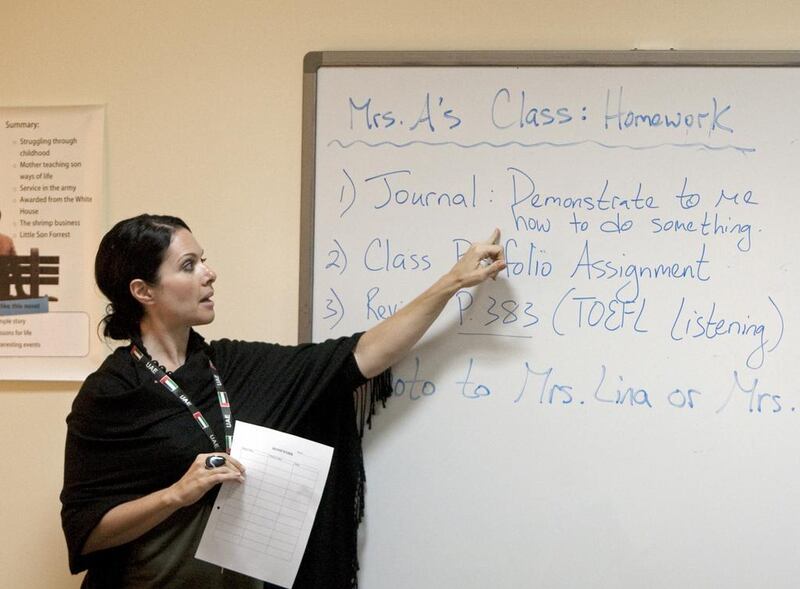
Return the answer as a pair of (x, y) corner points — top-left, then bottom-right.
(195, 421), (334, 588)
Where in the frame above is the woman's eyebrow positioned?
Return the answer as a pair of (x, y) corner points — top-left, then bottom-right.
(177, 251), (201, 262)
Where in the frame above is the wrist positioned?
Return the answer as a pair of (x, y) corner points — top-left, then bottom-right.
(161, 484), (185, 510)
(437, 270), (464, 298)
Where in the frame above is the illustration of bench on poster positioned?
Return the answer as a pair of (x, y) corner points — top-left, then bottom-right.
(0, 248), (60, 315)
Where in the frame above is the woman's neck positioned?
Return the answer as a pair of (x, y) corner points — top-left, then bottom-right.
(138, 321), (190, 373)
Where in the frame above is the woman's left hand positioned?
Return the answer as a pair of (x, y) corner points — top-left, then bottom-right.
(444, 228), (506, 288)
(354, 228), (506, 378)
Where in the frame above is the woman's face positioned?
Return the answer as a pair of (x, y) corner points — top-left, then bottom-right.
(144, 228), (217, 329)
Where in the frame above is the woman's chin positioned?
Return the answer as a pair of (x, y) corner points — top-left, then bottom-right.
(196, 311), (215, 325)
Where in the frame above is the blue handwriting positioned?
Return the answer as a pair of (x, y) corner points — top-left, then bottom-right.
(670, 296), (784, 369)
(363, 237), (432, 272)
(491, 88), (575, 129)
(604, 87), (734, 136)
(364, 169), (478, 211)
(366, 286), (401, 321)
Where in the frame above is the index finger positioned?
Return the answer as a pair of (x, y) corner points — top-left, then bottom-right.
(225, 455), (247, 474)
(474, 240), (504, 261)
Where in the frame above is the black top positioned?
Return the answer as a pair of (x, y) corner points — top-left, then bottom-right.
(61, 330), (392, 588)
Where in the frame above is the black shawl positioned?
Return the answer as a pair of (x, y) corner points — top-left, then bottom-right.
(61, 330), (391, 588)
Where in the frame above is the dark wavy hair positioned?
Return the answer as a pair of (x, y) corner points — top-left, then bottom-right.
(95, 214), (190, 340)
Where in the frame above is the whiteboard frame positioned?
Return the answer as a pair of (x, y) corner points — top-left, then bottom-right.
(299, 50), (800, 342)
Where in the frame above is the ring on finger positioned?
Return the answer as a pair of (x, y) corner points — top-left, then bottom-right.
(205, 455), (227, 469)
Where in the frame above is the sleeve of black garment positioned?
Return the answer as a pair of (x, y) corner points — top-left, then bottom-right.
(208, 332), (367, 432)
(60, 360), (213, 574)
(60, 371), (144, 574)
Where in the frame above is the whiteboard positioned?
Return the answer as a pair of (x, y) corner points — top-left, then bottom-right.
(302, 52), (800, 589)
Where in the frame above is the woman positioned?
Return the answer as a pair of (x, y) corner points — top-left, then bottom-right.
(61, 214), (505, 588)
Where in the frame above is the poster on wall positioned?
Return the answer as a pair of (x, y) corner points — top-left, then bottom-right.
(0, 105), (105, 380)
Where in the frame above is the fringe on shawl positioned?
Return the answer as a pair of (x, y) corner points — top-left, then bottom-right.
(356, 368), (393, 439)
(350, 368), (393, 588)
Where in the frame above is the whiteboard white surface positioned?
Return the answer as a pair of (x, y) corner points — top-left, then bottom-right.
(309, 61), (800, 588)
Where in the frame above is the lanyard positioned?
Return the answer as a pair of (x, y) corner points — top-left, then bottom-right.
(131, 344), (233, 454)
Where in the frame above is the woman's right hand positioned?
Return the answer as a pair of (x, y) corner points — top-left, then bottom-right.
(82, 453), (246, 555)
(167, 452), (246, 507)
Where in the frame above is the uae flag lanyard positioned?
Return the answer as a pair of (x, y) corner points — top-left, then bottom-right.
(131, 344), (233, 454)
